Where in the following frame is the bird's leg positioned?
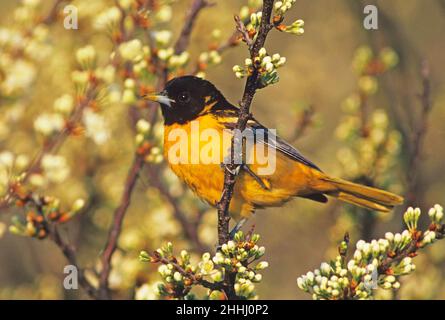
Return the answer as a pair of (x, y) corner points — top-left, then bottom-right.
(220, 153), (242, 175)
(229, 218), (248, 239)
(226, 164), (241, 175)
(241, 164), (270, 190)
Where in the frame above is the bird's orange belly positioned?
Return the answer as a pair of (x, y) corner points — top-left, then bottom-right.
(163, 118), (318, 218)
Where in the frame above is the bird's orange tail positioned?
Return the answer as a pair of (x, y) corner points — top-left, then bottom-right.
(316, 175), (404, 212)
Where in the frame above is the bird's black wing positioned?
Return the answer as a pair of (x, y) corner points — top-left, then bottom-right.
(248, 119), (322, 172)
(217, 108), (322, 172)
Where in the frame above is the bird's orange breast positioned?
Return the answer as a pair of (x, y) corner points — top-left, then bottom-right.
(163, 114), (320, 219)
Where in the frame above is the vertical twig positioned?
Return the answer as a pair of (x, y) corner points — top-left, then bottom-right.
(216, 0), (275, 300)
(98, 155), (145, 299)
(217, 0), (274, 246)
(406, 60), (432, 206)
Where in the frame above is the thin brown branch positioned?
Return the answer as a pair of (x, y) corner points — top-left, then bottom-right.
(292, 105), (315, 141)
(0, 87), (97, 212)
(234, 15), (254, 48)
(377, 239), (418, 275)
(406, 60), (433, 206)
(217, 0), (274, 246)
(41, 0), (66, 25)
(216, 0), (275, 300)
(18, 194), (98, 299)
(25, 89), (96, 180)
(98, 154), (144, 299)
(216, 29), (242, 54)
(48, 225), (98, 299)
(174, 0), (211, 54)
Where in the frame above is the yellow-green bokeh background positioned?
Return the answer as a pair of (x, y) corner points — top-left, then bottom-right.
(0, 0), (444, 299)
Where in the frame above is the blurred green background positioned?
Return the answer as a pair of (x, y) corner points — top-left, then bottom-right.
(0, 0), (444, 299)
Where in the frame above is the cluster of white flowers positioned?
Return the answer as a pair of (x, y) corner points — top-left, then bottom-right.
(94, 7), (122, 31)
(199, 51), (222, 66)
(71, 70), (90, 86)
(154, 47), (190, 70)
(119, 39), (145, 63)
(140, 232), (268, 299)
(82, 109), (110, 145)
(135, 282), (161, 300)
(0, 58), (37, 96)
(9, 195), (86, 239)
(122, 78), (137, 105)
(167, 51), (190, 69)
(155, 4), (173, 23)
(95, 65), (116, 84)
(298, 205), (444, 300)
(76, 45), (97, 69)
(34, 113), (65, 136)
(135, 119), (163, 163)
(335, 47), (402, 182)
(0, 0), (51, 96)
(154, 30), (172, 47)
(249, 11), (263, 32)
(41, 154), (70, 183)
(233, 48), (286, 87)
(428, 204), (444, 224)
(0, 151), (29, 196)
(53, 94), (74, 115)
(274, 0), (297, 14)
(281, 19), (304, 35)
(239, 0), (262, 20)
(193, 50), (223, 78)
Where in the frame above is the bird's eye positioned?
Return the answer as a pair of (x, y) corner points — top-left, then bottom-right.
(178, 91), (191, 103)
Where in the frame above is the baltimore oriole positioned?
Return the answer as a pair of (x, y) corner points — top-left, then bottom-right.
(145, 76), (403, 224)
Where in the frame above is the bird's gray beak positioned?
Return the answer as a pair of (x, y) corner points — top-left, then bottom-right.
(144, 91), (175, 108)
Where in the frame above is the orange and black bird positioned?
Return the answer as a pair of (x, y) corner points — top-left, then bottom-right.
(146, 76), (403, 231)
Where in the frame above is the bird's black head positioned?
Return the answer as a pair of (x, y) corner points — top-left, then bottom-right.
(146, 76), (228, 125)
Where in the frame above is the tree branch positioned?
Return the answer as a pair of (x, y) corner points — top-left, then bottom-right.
(98, 154), (145, 299)
(0, 86), (97, 212)
(41, 0), (66, 25)
(174, 0), (211, 54)
(406, 60), (433, 206)
(215, 0), (275, 300)
(48, 225), (98, 299)
(216, 0), (274, 246)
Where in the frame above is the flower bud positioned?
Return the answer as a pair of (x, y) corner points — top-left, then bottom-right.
(136, 119), (150, 134)
(258, 47), (267, 58)
(139, 251), (150, 262)
(232, 65), (243, 73)
(385, 232), (394, 242)
(76, 45), (96, 68)
(154, 30), (172, 46)
(255, 261), (269, 270)
(71, 198), (85, 212)
(320, 262), (331, 275)
(119, 39), (143, 62)
(211, 270), (223, 282)
(53, 94), (74, 114)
